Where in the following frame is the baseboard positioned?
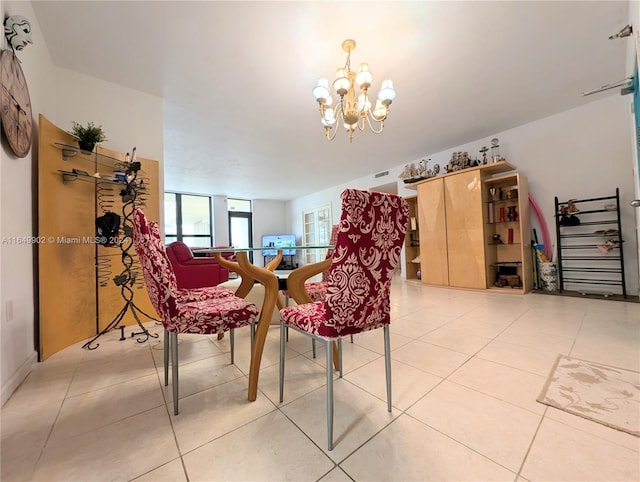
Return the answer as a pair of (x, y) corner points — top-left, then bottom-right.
(1, 351), (37, 407)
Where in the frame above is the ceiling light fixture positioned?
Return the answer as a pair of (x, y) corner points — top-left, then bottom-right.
(312, 39), (396, 142)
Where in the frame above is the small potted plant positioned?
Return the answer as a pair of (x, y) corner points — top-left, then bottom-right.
(70, 121), (107, 152)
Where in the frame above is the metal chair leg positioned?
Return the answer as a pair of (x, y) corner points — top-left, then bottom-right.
(337, 338), (343, 378)
(383, 325), (392, 412)
(171, 331), (179, 416)
(326, 339), (334, 451)
(230, 329), (235, 364)
(279, 322), (286, 403)
(312, 338), (316, 358)
(163, 329), (169, 386)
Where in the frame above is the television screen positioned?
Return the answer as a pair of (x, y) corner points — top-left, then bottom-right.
(262, 234), (296, 256)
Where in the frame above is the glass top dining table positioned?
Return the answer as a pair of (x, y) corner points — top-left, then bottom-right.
(201, 245), (334, 253)
(197, 246), (334, 402)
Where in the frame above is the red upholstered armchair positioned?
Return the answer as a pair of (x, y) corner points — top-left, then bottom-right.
(166, 241), (229, 289)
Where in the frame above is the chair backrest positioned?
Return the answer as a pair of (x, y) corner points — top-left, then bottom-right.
(132, 208), (180, 328)
(324, 189), (409, 336)
(321, 223), (340, 282)
(166, 241), (195, 263)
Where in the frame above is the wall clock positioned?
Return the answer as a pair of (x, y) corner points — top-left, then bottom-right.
(0, 49), (32, 157)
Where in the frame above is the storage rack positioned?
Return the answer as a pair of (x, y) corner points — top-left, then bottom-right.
(554, 189), (626, 298)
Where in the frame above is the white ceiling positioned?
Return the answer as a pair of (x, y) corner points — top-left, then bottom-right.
(32, 1), (630, 201)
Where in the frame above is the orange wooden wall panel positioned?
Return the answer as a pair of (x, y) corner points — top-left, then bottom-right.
(37, 115), (160, 359)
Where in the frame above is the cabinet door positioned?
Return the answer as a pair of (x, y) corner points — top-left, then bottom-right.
(417, 178), (449, 285)
(445, 170), (487, 289)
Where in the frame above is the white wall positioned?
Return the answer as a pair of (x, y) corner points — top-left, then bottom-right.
(288, 94), (640, 295)
(212, 195), (229, 245)
(1, 0), (56, 405)
(49, 68), (163, 162)
(1, 1), (164, 405)
(252, 199), (289, 268)
(627, 0), (640, 295)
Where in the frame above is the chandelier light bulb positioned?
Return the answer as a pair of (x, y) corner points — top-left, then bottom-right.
(333, 68), (351, 96)
(323, 108), (336, 125)
(378, 79), (396, 105)
(312, 78), (331, 103)
(357, 92), (371, 112)
(356, 63), (372, 89)
(373, 99), (387, 120)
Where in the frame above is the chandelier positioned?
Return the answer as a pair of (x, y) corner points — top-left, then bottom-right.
(312, 39), (396, 142)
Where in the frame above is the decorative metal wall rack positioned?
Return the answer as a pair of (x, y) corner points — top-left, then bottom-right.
(82, 154), (159, 349)
(55, 143), (158, 348)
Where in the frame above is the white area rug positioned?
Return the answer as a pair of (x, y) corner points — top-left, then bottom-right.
(537, 355), (640, 436)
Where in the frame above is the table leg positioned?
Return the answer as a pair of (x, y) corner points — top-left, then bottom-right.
(236, 251), (279, 401)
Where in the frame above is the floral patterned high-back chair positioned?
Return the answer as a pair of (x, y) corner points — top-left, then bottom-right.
(132, 208), (259, 415)
(279, 189), (409, 450)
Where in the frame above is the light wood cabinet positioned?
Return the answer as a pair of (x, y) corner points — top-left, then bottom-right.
(417, 178), (449, 285)
(444, 169), (487, 289)
(410, 161), (530, 293)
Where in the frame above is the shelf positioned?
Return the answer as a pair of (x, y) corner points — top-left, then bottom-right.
(562, 267), (623, 273)
(562, 278), (624, 286)
(53, 142), (137, 173)
(488, 242), (521, 246)
(404, 160), (516, 190)
(488, 286), (525, 294)
(484, 199), (519, 204)
(560, 256), (621, 261)
(491, 262), (522, 267)
(560, 232), (619, 239)
(560, 244), (620, 250)
(58, 170), (130, 185)
(558, 219), (618, 228)
(487, 221), (519, 225)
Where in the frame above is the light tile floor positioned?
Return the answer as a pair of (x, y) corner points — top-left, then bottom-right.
(2, 279), (639, 481)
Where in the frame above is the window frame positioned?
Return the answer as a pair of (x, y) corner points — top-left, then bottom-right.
(164, 192), (213, 247)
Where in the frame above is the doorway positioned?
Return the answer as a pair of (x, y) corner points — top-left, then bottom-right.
(228, 211), (253, 262)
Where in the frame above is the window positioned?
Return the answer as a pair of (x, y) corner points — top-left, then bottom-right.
(164, 193), (213, 247)
(302, 204), (332, 263)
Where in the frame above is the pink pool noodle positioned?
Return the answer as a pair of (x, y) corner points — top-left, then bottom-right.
(529, 194), (552, 261)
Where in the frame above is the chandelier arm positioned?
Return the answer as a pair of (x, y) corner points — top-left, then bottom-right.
(334, 103), (344, 126)
(327, 125), (338, 141)
(324, 107), (343, 141)
(364, 110), (385, 134)
(357, 115), (366, 132)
